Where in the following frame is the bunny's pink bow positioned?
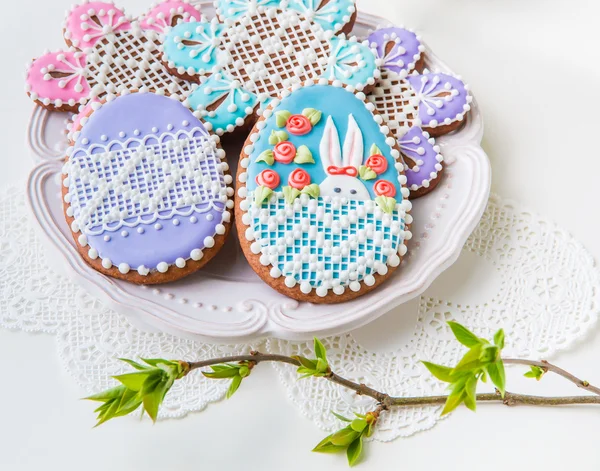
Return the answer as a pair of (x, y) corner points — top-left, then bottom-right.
(327, 166), (358, 177)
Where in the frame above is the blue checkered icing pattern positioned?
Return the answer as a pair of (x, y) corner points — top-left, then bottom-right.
(251, 197), (405, 287)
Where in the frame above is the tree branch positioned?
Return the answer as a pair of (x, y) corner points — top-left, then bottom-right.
(504, 358), (600, 396)
(185, 353), (600, 409)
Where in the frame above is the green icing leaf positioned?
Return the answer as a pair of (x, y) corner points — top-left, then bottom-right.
(369, 144), (382, 156)
(283, 186), (301, 204)
(302, 108), (322, 125)
(294, 145), (315, 164)
(269, 130), (289, 145)
(359, 165), (377, 181)
(275, 110), (291, 128)
(256, 149), (274, 165)
(301, 184), (320, 199)
(375, 195), (397, 214)
(254, 186), (273, 206)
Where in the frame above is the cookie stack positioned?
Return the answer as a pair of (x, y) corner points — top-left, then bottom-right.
(24, 0), (472, 303)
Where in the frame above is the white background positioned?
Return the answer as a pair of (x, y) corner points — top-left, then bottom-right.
(2, 0), (600, 469)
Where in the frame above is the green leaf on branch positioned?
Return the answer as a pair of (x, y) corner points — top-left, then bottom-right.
(346, 436), (364, 467)
(422, 361), (454, 382)
(447, 321), (483, 347)
(493, 329), (505, 350)
(292, 338), (330, 379)
(487, 360), (506, 396)
(314, 337), (327, 362)
(85, 358), (187, 425)
(203, 361), (254, 399)
(313, 410), (379, 466)
(332, 411), (352, 422)
(524, 365), (545, 381)
(425, 322), (508, 415)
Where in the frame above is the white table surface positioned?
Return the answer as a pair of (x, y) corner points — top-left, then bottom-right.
(2, 0), (600, 469)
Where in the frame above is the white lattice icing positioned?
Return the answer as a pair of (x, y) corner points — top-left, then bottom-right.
(64, 128), (228, 236)
(86, 27), (194, 101)
(220, 9), (332, 101)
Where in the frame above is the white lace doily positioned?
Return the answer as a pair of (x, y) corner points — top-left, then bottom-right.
(1, 185), (599, 441)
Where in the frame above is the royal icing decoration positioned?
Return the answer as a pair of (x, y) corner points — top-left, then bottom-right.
(63, 92), (232, 277)
(366, 26), (473, 195)
(238, 81), (412, 298)
(160, 0), (380, 135)
(25, 1), (202, 111)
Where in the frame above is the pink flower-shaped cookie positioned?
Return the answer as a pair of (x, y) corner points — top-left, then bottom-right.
(25, 0), (202, 112)
(367, 26), (473, 197)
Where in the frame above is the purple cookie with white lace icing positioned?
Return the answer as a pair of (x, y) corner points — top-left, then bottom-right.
(62, 92), (234, 283)
(366, 26), (473, 197)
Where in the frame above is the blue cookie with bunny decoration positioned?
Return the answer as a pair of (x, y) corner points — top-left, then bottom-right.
(235, 79), (412, 303)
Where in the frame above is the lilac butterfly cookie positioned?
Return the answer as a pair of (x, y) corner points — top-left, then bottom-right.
(367, 27), (473, 197)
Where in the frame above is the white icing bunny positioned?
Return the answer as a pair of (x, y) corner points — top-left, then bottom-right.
(319, 115), (370, 200)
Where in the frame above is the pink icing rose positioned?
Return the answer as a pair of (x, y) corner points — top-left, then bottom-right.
(274, 141), (296, 164)
(286, 115), (312, 136)
(366, 154), (388, 174)
(256, 169), (280, 189)
(288, 168), (311, 189)
(374, 179), (396, 197)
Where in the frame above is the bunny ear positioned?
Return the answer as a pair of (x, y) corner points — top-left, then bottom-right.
(320, 116), (343, 173)
(64, 2), (131, 50)
(405, 72), (472, 131)
(139, 0), (202, 34)
(342, 114), (364, 170)
(25, 50), (91, 111)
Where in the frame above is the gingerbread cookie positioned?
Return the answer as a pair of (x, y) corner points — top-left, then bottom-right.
(367, 26), (473, 197)
(25, 0), (202, 112)
(235, 80), (412, 303)
(62, 92), (233, 283)
(160, 0), (381, 135)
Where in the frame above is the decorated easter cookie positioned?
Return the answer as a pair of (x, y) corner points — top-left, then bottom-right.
(63, 92), (233, 284)
(236, 80), (412, 303)
(25, 0), (202, 112)
(161, 0), (381, 136)
(366, 26), (473, 197)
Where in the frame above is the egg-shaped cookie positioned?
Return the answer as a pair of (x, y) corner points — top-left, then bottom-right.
(236, 80), (412, 303)
(63, 92), (233, 283)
